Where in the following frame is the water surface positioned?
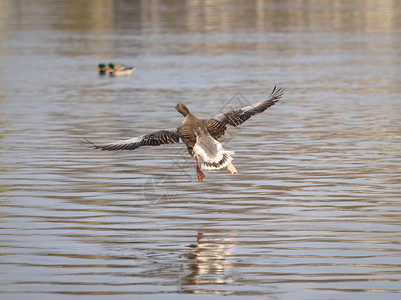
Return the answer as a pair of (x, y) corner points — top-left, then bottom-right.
(1, 0), (401, 299)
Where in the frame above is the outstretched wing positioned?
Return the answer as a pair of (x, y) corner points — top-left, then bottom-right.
(84, 128), (180, 151)
(211, 85), (284, 127)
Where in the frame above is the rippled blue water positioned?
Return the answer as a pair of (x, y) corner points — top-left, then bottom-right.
(1, 1), (401, 299)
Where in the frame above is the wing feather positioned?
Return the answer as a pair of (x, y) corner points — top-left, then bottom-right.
(84, 128), (180, 151)
(211, 86), (284, 127)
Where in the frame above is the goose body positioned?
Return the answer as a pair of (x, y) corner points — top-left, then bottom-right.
(86, 86), (284, 182)
(193, 128), (234, 171)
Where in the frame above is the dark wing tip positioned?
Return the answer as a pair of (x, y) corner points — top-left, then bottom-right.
(81, 135), (103, 150)
(82, 135), (95, 147)
(269, 85), (284, 101)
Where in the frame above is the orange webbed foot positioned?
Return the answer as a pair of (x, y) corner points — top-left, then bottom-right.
(197, 168), (205, 182)
(227, 162), (238, 175)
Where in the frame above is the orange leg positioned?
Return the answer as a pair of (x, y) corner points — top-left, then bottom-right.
(196, 156), (205, 182)
(227, 162), (238, 175)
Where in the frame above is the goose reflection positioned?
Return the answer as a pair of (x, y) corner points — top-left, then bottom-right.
(182, 231), (236, 289)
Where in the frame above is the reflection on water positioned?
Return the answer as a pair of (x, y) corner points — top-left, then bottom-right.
(1, 0), (401, 299)
(183, 232), (236, 291)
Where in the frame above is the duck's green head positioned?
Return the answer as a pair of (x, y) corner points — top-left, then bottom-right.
(108, 63), (115, 69)
(98, 63), (106, 69)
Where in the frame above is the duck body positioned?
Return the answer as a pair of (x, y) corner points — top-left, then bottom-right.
(108, 63), (135, 76)
(86, 86), (284, 182)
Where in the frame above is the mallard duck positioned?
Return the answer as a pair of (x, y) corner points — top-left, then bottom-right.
(108, 63), (135, 76)
(98, 63), (109, 75)
(85, 86), (284, 182)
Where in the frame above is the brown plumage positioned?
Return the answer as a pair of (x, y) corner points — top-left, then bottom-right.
(85, 86), (284, 182)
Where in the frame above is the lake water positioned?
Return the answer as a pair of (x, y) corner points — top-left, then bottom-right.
(1, 0), (401, 299)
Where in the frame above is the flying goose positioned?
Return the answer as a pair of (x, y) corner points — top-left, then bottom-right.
(85, 86), (284, 182)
